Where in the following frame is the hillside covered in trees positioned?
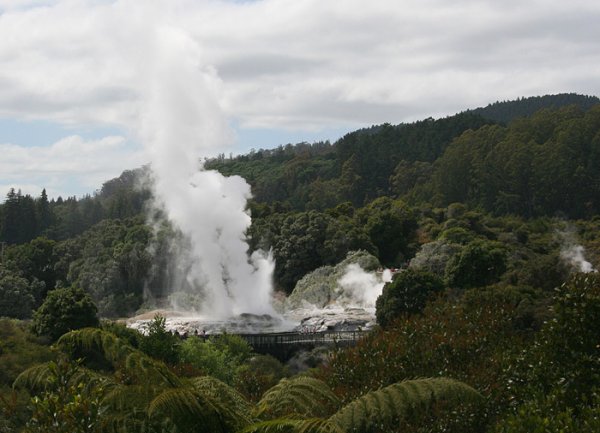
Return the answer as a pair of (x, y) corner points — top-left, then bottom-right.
(2, 93), (600, 432)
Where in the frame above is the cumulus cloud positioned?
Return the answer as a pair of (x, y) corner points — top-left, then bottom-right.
(0, 0), (598, 135)
(1, 0), (599, 198)
(0, 135), (145, 199)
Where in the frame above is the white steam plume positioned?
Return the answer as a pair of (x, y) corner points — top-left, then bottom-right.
(337, 264), (393, 308)
(557, 224), (596, 274)
(561, 245), (596, 274)
(138, 26), (275, 318)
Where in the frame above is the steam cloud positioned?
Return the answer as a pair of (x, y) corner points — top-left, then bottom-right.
(138, 27), (275, 318)
(558, 225), (596, 273)
(337, 264), (393, 308)
(561, 245), (596, 273)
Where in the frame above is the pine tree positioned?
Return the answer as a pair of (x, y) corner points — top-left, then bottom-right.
(0, 188), (20, 244)
(36, 189), (52, 235)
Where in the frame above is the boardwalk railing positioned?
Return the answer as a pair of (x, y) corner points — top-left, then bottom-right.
(237, 330), (366, 360)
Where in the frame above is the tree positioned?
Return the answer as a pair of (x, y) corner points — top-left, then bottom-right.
(356, 197), (418, 266)
(0, 267), (35, 319)
(445, 240), (507, 289)
(36, 189), (53, 235)
(375, 268), (444, 327)
(139, 314), (180, 364)
(3, 237), (58, 302)
(0, 189), (21, 244)
(178, 337), (234, 384)
(514, 273), (600, 405)
(31, 286), (99, 341)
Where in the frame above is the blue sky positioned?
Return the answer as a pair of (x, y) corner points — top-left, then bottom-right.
(1, 0), (599, 200)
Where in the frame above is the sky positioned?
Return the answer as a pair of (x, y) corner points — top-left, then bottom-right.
(0, 0), (599, 199)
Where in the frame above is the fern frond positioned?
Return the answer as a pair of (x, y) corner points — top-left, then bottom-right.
(13, 363), (55, 391)
(240, 418), (344, 433)
(55, 329), (182, 389)
(148, 387), (230, 433)
(191, 376), (254, 424)
(102, 384), (158, 411)
(13, 360), (109, 393)
(98, 412), (178, 433)
(329, 377), (483, 432)
(123, 352), (182, 388)
(57, 328), (135, 365)
(256, 376), (341, 418)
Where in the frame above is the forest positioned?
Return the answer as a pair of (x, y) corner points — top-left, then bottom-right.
(1, 93), (600, 432)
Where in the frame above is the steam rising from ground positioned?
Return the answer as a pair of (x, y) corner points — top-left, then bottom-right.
(337, 264), (392, 308)
(558, 225), (596, 273)
(561, 245), (596, 273)
(282, 263), (393, 333)
(139, 27), (275, 318)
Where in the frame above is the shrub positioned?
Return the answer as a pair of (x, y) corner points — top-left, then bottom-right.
(178, 337), (233, 383)
(31, 286), (99, 341)
(376, 268), (444, 327)
(138, 314), (179, 364)
(445, 240), (507, 288)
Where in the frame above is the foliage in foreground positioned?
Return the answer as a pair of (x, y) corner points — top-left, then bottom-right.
(11, 328), (483, 433)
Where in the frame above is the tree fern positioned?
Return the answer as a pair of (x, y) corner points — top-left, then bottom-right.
(123, 351), (182, 387)
(57, 327), (135, 365)
(13, 359), (107, 394)
(191, 376), (254, 425)
(102, 384), (159, 412)
(148, 387), (237, 433)
(255, 376), (341, 418)
(57, 328), (182, 387)
(243, 378), (482, 433)
(239, 418), (344, 433)
(328, 377), (482, 432)
(98, 412), (178, 433)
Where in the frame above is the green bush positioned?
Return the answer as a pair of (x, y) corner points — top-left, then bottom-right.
(178, 337), (234, 384)
(375, 268), (444, 327)
(31, 286), (99, 341)
(445, 240), (506, 288)
(0, 270), (35, 320)
(509, 273), (600, 406)
(0, 319), (54, 386)
(138, 314), (179, 364)
(211, 333), (253, 364)
(495, 392), (600, 433)
(235, 354), (289, 402)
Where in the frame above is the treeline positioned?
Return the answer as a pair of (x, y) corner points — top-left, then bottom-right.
(2, 93), (600, 318)
(469, 93), (600, 124)
(208, 111), (495, 210)
(423, 105), (600, 217)
(0, 168), (149, 245)
(209, 94), (600, 219)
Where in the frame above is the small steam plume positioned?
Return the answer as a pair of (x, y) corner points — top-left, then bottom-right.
(138, 27), (275, 318)
(561, 245), (596, 273)
(337, 264), (393, 308)
(558, 225), (596, 273)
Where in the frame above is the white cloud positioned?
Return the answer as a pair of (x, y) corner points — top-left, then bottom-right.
(0, 0), (600, 196)
(0, 135), (146, 199)
(0, 0), (598, 136)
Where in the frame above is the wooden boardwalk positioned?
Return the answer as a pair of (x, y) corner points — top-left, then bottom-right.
(237, 330), (366, 360)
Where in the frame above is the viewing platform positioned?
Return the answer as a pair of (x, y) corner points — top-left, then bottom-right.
(237, 330), (366, 361)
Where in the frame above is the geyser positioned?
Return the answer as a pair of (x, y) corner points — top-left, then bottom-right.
(138, 26), (275, 319)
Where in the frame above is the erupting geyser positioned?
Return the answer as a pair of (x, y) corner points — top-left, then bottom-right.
(138, 27), (275, 319)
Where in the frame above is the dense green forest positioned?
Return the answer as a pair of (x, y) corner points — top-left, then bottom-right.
(2, 93), (600, 432)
